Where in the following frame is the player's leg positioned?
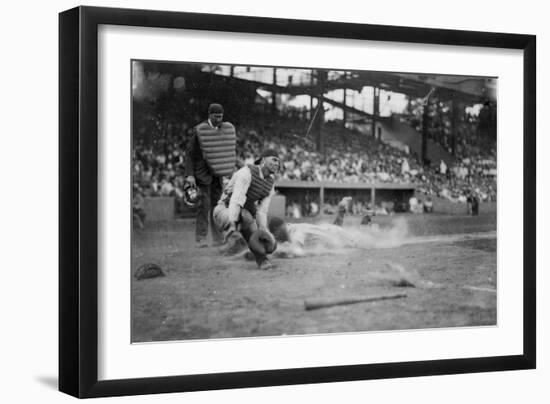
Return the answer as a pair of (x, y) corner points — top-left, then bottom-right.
(333, 196), (352, 227)
(240, 210), (272, 269)
(195, 182), (210, 247)
(212, 203), (230, 234)
(209, 178), (224, 246)
(239, 209), (258, 243)
(212, 203), (248, 255)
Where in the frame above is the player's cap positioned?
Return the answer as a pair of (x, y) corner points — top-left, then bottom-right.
(208, 103), (224, 114)
(254, 148), (279, 165)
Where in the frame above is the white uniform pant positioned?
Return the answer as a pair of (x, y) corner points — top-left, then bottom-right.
(213, 202), (267, 264)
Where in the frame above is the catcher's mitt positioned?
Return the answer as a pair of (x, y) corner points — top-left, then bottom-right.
(134, 263), (165, 280)
(248, 229), (277, 256)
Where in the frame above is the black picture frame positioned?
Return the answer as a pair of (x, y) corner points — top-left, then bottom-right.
(59, 5), (536, 398)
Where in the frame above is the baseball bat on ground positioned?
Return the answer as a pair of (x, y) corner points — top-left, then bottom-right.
(304, 293), (407, 311)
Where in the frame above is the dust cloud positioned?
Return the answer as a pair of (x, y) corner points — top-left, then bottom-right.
(274, 217), (409, 258)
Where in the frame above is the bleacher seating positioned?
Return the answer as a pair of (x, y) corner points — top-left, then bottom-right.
(132, 112), (497, 218)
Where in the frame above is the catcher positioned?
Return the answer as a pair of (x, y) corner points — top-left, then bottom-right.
(213, 149), (281, 270)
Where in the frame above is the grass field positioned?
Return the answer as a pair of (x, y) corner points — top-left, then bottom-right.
(131, 212), (497, 342)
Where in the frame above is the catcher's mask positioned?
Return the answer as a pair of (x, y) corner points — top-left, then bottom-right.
(183, 184), (202, 208)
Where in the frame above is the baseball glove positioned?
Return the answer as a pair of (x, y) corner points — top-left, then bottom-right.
(134, 263), (165, 280)
(248, 229), (278, 256)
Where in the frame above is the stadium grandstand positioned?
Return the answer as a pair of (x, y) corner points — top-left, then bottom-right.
(132, 61), (497, 219)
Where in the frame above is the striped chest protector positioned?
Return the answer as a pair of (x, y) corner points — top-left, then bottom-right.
(195, 121), (236, 177)
(243, 164), (275, 216)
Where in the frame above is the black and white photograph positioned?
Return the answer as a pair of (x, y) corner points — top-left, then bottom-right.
(131, 61), (498, 342)
(3, 0), (545, 402)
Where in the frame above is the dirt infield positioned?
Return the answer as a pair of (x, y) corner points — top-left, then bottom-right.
(131, 213), (497, 342)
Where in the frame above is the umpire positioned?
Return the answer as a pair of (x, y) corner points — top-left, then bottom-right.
(185, 103), (236, 248)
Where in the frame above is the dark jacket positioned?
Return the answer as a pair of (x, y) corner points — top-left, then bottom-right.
(185, 130), (213, 185)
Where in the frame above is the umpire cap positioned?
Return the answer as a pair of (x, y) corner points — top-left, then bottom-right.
(208, 103), (224, 114)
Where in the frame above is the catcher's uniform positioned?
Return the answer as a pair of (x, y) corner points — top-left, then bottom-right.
(213, 164), (276, 266)
(213, 164), (275, 234)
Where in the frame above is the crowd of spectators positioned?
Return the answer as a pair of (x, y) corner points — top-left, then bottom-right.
(236, 119), (496, 204)
(414, 122), (497, 203)
(132, 121), (189, 213)
(132, 114), (497, 218)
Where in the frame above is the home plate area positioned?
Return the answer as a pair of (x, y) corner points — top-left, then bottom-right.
(131, 213), (496, 342)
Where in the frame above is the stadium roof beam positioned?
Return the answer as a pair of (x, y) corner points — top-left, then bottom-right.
(322, 71), (496, 103)
(226, 69), (495, 104)
(214, 69), (494, 123)
(392, 73), (497, 102)
(224, 74), (383, 121)
(320, 96), (391, 123)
